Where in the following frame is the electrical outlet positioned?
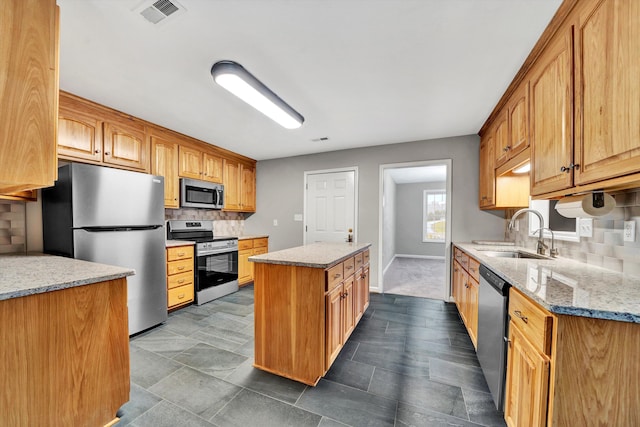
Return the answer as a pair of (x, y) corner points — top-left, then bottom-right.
(579, 218), (593, 237)
(624, 221), (636, 242)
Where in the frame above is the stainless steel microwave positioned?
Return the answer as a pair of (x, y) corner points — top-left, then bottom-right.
(180, 178), (224, 209)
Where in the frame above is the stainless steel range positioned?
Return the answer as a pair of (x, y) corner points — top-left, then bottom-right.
(167, 220), (238, 305)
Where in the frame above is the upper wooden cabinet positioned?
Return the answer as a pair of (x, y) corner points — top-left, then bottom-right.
(493, 111), (509, 167)
(529, 23), (574, 196)
(0, 0), (58, 193)
(178, 146), (223, 183)
(494, 82), (530, 169)
(58, 92), (150, 173)
(573, 0), (640, 185)
(151, 133), (179, 209)
(224, 159), (256, 212)
(479, 132), (496, 208)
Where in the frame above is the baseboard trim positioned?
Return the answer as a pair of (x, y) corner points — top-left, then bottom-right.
(382, 255), (396, 276)
(395, 254), (445, 260)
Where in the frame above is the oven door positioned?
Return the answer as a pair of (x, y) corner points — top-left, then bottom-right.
(195, 249), (238, 293)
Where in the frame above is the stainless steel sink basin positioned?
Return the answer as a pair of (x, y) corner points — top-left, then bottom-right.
(478, 250), (550, 260)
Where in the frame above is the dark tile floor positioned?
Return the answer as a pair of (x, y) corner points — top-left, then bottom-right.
(120, 285), (506, 427)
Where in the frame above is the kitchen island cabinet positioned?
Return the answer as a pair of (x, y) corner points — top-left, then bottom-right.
(0, 254), (133, 427)
(250, 242), (371, 385)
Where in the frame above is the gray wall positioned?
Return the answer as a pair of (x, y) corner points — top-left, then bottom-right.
(381, 170), (397, 270)
(244, 134), (506, 291)
(395, 181), (446, 257)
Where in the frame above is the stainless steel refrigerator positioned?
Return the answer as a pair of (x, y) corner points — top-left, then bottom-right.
(42, 163), (167, 335)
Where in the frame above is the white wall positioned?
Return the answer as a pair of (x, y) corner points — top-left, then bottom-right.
(395, 181), (446, 257)
(381, 170), (396, 271)
(244, 134), (506, 289)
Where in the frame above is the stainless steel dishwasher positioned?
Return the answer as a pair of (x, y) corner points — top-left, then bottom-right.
(477, 264), (511, 412)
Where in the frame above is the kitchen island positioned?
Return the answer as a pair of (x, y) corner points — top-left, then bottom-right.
(0, 254), (134, 427)
(249, 242), (371, 385)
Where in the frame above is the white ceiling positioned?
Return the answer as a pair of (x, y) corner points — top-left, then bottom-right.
(388, 165), (447, 184)
(57, 0), (562, 161)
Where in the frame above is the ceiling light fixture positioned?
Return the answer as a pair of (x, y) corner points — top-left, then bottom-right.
(210, 60), (304, 129)
(513, 163), (531, 174)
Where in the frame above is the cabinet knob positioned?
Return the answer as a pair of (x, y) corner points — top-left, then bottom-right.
(334, 274), (341, 279)
(105, 151), (111, 156)
(503, 146), (511, 152)
(177, 279), (184, 284)
(95, 149), (101, 154)
(177, 266), (185, 271)
(178, 294), (185, 299)
(560, 163), (580, 173)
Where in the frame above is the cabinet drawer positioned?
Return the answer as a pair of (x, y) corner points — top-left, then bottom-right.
(253, 238), (268, 249)
(326, 263), (344, 292)
(363, 249), (370, 265)
(454, 247), (469, 271)
(343, 257), (356, 278)
(468, 257), (480, 282)
(354, 252), (364, 270)
(238, 239), (253, 250)
(168, 283), (194, 307)
(167, 258), (193, 276)
(509, 288), (553, 355)
(167, 245), (194, 262)
(253, 247), (268, 256)
(168, 271), (194, 289)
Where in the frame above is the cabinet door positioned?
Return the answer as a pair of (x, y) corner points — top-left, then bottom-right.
(508, 82), (530, 158)
(0, 0), (58, 193)
(466, 276), (479, 349)
(241, 164), (256, 212)
(574, 0), (640, 185)
(178, 146), (203, 180)
(151, 137), (179, 208)
(238, 248), (252, 285)
(494, 112), (509, 167)
(362, 265), (370, 309)
(479, 133), (495, 208)
(102, 122), (149, 172)
(223, 159), (241, 210)
(530, 25), (574, 196)
(343, 276), (355, 340)
(354, 268), (365, 321)
(202, 152), (223, 183)
(504, 322), (550, 427)
(325, 285), (343, 368)
(58, 107), (103, 163)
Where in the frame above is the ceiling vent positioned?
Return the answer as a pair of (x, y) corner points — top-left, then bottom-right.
(136, 0), (185, 25)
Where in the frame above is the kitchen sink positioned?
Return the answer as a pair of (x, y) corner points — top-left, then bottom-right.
(477, 250), (551, 260)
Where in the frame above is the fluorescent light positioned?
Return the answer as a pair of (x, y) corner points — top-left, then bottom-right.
(513, 163), (531, 174)
(211, 61), (304, 129)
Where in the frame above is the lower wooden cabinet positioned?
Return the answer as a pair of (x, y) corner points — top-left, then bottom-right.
(238, 237), (268, 286)
(452, 247), (479, 348)
(166, 244), (194, 309)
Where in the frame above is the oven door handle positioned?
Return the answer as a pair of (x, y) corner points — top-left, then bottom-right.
(197, 248), (237, 256)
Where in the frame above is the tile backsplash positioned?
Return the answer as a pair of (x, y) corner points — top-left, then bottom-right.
(0, 201), (26, 254)
(507, 189), (640, 277)
(164, 208), (247, 237)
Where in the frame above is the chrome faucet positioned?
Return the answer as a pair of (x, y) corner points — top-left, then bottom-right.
(534, 227), (558, 257)
(508, 209), (547, 255)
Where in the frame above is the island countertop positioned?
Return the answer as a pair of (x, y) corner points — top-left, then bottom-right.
(0, 253), (135, 301)
(454, 243), (640, 323)
(249, 242), (371, 268)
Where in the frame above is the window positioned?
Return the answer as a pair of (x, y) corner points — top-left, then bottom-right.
(423, 190), (446, 242)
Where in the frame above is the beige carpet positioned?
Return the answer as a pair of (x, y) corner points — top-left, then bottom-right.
(383, 257), (446, 300)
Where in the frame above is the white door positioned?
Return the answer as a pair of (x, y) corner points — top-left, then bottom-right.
(305, 170), (356, 243)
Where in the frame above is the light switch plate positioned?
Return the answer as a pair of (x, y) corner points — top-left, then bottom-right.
(579, 218), (593, 237)
(624, 221), (636, 242)
(294, 214), (303, 222)
(273, 219), (278, 226)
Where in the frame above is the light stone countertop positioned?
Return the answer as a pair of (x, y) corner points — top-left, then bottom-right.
(0, 253), (134, 301)
(249, 242), (371, 268)
(455, 243), (640, 323)
(166, 240), (196, 248)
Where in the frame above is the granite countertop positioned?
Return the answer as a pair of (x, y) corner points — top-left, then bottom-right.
(455, 243), (640, 323)
(166, 239), (196, 248)
(237, 235), (269, 240)
(0, 253), (134, 301)
(249, 242), (371, 268)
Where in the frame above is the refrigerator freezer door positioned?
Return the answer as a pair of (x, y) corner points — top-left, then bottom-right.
(74, 227), (168, 335)
(70, 163), (165, 228)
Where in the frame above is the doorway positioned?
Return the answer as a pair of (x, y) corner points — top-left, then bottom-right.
(378, 160), (452, 300)
(304, 167), (358, 244)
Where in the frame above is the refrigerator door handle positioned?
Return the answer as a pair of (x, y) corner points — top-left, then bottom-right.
(77, 225), (163, 232)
